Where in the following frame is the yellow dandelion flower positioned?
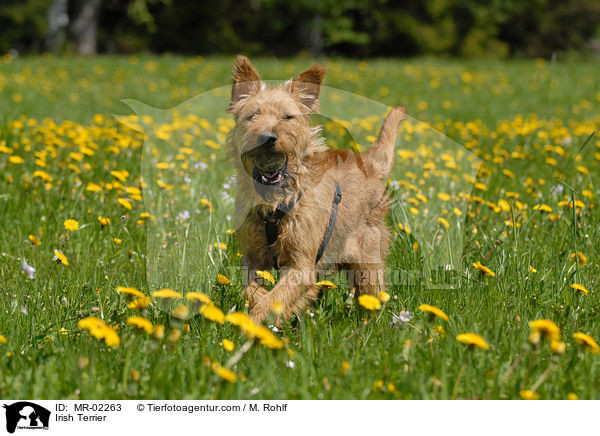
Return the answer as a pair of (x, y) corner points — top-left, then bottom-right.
(567, 393), (578, 400)
(102, 327), (121, 347)
(316, 280), (337, 289)
(201, 303), (225, 324)
(222, 339), (235, 351)
(550, 340), (566, 355)
(211, 362), (236, 382)
(54, 250), (69, 265)
(8, 155), (24, 164)
(258, 330), (284, 349)
(529, 319), (560, 342)
(473, 261), (495, 277)
(341, 361), (351, 375)
(97, 216), (111, 226)
(378, 291), (391, 303)
(529, 265), (538, 273)
(570, 283), (589, 295)
(418, 304), (448, 321)
(520, 390), (540, 400)
(167, 328), (181, 343)
(111, 170), (129, 181)
(153, 325), (165, 340)
(28, 235), (41, 245)
(573, 332), (600, 354)
(128, 296), (151, 310)
(533, 204), (552, 213)
(270, 301), (283, 316)
(256, 270), (276, 284)
(438, 193), (451, 201)
(86, 182), (102, 192)
(171, 304), (190, 320)
(63, 219), (79, 231)
(437, 217), (450, 229)
(127, 316), (153, 334)
(116, 286), (144, 298)
(0, 334), (7, 344)
(456, 333), (489, 350)
(358, 294), (381, 310)
(130, 370), (140, 382)
(225, 312), (254, 329)
(118, 198), (133, 210)
(152, 288), (182, 299)
(570, 252), (587, 266)
(78, 317), (104, 331)
(185, 292), (211, 304)
(216, 274), (231, 285)
(78, 317), (120, 347)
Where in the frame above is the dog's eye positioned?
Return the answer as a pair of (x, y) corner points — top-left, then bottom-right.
(282, 115), (294, 120)
(246, 114), (254, 121)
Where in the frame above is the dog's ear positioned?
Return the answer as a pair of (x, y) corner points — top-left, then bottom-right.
(287, 65), (326, 113)
(230, 55), (262, 109)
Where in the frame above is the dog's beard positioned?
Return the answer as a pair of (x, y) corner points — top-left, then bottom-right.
(240, 148), (298, 204)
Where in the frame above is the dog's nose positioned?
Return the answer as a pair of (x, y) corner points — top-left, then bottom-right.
(257, 131), (278, 148)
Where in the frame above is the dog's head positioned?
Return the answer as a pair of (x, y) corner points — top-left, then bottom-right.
(228, 55), (326, 203)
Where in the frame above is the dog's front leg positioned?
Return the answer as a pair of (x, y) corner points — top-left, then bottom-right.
(249, 267), (319, 324)
(242, 281), (269, 309)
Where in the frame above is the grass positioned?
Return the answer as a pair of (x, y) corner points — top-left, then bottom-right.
(0, 54), (599, 400)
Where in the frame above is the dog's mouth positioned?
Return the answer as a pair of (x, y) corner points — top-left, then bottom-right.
(253, 160), (287, 186)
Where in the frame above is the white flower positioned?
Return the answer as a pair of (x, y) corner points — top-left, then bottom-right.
(391, 310), (412, 327)
(22, 260), (36, 280)
(176, 210), (190, 222)
(286, 360), (295, 369)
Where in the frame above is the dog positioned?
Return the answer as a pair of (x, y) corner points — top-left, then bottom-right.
(227, 56), (405, 323)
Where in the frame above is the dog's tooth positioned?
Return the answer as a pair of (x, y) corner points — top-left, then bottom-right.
(261, 175), (268, 182)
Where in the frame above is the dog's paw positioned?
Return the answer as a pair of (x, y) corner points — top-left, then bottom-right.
(242, 282), (269, 306)
(249, 292), (275, 324)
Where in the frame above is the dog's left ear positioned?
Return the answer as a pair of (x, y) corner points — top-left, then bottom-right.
(287, 65), (326, 113)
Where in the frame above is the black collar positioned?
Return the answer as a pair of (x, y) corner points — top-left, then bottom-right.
(259, 182), (342, 268)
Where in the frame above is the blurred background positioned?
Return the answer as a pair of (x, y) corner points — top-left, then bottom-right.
(1, 0), (600, 58)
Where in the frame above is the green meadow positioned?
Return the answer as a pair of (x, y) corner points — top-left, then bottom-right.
(0, 55), (599, 399)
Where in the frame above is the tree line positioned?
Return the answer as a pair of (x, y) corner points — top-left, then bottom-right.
(1, 0), (599, 57)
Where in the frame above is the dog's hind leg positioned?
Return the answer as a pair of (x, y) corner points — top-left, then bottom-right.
(348, 262), (386, 297)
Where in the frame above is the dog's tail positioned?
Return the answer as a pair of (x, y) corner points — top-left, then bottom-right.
(364, 106), (406, 179)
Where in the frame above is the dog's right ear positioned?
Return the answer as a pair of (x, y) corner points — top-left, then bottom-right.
(230, 55), (262, 110)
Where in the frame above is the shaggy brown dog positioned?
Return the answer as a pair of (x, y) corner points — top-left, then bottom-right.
(228, 56), (405, 323)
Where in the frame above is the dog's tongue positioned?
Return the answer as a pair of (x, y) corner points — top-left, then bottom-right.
(263, 171), (278, 178)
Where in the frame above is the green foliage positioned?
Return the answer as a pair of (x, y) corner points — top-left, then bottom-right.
(0, 0), (51, 53)
(1, 0), (599, 57)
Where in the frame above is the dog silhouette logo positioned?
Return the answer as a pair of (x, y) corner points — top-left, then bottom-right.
(2, 402), (50, 433)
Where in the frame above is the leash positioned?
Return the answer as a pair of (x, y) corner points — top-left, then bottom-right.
(260, 182), (342, 267)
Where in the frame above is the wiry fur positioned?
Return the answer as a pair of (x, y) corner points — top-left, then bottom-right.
(227, 55), (406, 323)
